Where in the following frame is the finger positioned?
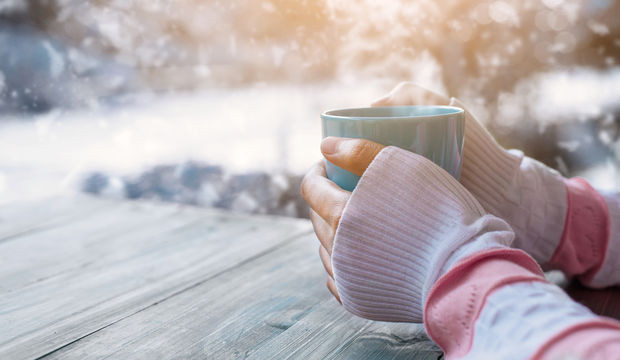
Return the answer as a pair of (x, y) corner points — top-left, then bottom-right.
(327, 277), (342, 304)
(319, 244), (334, 277)
(301, 162), (350, 228)
(371, 92), (394, 107)
(371, 82), (415, 106)
(321, 137), (386, 177)
(310, 210), (335, 252)
(310, 159), (327, 176)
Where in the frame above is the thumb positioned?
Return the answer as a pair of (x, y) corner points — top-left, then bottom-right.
(321, 137), (386, 177)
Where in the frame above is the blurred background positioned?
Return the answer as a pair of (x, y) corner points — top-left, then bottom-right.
(1, 0), (619, 217)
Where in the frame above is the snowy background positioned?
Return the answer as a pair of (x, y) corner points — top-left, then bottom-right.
(1, 0), (620, 217)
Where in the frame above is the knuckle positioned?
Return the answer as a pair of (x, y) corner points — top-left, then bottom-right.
(330, 206), (343, 229)
(348, 141), (381, 167)
(308, 208), (318, 221)
(300, 175), (312, 200)
(395, 81), (414, 91)
(348, 141), (370, 162)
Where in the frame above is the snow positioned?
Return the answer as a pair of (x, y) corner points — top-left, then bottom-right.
(1, 0), (619, 212)
(529, 68), (620, 123)
(0, 0), (26, 13)
(0, 83), (385, 205)
(42, 41), (65, 79)
(588, 21), (610, 35)
(0, 171), (6, 194)
(542, 0), (565, 9)
(557, 140), (580, 152)
(489, 1), (520, 27)
(581, 162), (620, 191)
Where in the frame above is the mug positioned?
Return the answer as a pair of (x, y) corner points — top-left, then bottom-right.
(321, 105), (465, 191)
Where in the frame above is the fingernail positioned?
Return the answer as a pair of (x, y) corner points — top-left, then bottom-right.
(321, 137), (341, 155)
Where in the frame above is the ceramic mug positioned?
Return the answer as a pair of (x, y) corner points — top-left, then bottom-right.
(321, 105), (465, 191)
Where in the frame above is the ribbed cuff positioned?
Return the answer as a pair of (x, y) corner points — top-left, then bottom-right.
(331, 146), (513, 323)
(450, 98), (523, 213)
(450, 97), (567, 264)
(426, 246), (617, 360)
(549, 178), (610, 286)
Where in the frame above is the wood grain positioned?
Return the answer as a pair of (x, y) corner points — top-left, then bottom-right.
(42, 232), (439, 360)
(0, 196), (312, 359)
(0, 196), (111, 243)
(2, 196), (619, 360)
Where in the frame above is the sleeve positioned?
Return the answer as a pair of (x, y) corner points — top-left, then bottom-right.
(330, 146), (620, 359)
(542, 177), (620, 289)
(425, 248), (620, 360)
(450, 97), (620, 288)
(330, 146), (515, 323)
(544, 178), (610, 287)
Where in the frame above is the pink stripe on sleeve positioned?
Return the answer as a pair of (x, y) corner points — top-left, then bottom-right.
(532, 320), (620, 360)
(423, 248), (545, 358)
(548, 178), (610, 286)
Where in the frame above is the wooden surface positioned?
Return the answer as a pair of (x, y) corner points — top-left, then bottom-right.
(1, 196), (619, 360)
(0, 196), (440, 360)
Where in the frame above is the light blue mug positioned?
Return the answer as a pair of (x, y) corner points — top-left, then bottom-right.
(321, 105), (465, 191)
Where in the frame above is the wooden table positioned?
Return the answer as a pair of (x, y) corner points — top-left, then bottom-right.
(1, 196), (618, 359)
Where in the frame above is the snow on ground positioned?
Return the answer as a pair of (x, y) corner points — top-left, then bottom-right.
(0, 83), (386, 206)
(2, 73), (619, 210)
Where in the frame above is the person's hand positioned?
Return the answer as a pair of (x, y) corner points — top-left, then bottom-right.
(374, 82), (569, 268)
(301, 137), (385, 302)
(301, 83), (473, 303)
(301, 84), (451, 303)
(304, 142), (513, 322)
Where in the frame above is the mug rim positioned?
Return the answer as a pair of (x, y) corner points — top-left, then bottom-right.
(321, 105), (464, 121)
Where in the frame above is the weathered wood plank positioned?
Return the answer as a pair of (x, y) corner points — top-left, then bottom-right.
(248, 303), (439, 360)
(0, 196), (114, 242)
(0, 199), (192, 292)
(0, 197), (312, 360)
(4, 196), (618, 360)
(0, 197), (308, 294)
(43, 233), (440, 360)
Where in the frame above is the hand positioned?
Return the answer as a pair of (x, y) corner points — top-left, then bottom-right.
(301, 137), (385, 302)
(304, 144), (512, 322)
(375, 82), (568, 267)
(301, 83), (455, 303)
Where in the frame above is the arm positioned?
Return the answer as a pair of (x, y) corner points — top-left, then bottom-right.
(303, 141), (620, 359)
(372, 82), (620, 288)
(427, 248), (620, 360)
(456, 96), (618, 288)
